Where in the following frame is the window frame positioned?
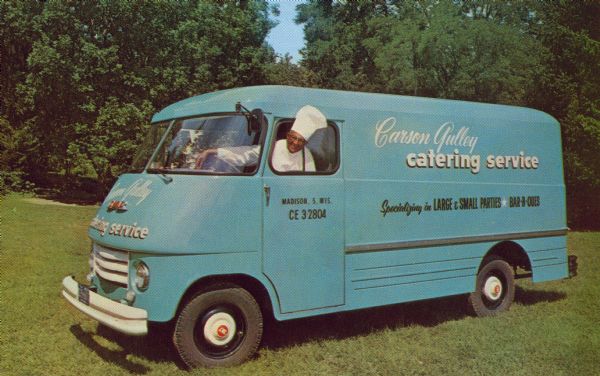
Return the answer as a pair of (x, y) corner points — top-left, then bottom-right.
(267, 117), (341, 176)
(145, 112), (268, 177)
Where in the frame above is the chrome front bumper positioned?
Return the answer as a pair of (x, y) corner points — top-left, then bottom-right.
(62, 276), (148, 336)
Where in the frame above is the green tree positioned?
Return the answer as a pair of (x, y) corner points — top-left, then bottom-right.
(418, 3), (542, 103)
(296, 0), (391, 91)
(299, 0), (543, 102)
(265, 54), (319, 87)
(71, 99), (154, 190)
(0, 116), (35, 193)
(528, 1), (600, 228)
(1, 0), (277, 194)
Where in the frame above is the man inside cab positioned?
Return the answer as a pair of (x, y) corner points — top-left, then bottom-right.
(195, 105), (327, 173)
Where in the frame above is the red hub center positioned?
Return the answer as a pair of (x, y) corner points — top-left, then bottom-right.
(216, 325), (229, 338)
(493, 285), (501, 296)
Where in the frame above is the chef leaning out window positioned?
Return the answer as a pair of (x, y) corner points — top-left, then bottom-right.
(270, 105), (339, 174)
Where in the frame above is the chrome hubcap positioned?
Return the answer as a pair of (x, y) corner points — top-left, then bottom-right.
(203, 312), (236, 346)
(483, 276), (503, 301)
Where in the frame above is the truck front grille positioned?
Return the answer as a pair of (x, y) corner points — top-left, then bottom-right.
(93, 243), (129, 287)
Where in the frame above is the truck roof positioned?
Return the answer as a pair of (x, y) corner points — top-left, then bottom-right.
(151, 85), (557, 126)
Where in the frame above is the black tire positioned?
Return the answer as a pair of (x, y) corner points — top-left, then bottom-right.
(173, 286), (263, 368)
(468, 257), (515, 317)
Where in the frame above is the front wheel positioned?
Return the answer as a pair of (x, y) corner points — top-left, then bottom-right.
(468, 257), (515, 317)
(173, 286), (263, 368)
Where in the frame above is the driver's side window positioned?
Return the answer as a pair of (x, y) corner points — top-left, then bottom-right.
(159, 114), (262, 174)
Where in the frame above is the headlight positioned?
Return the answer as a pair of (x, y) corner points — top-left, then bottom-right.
(135, 262), (150, 290)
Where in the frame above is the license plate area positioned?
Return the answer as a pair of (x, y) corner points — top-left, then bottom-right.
(78, 284), (90, 305)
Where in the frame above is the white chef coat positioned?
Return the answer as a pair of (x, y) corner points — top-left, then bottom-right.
(217, 145), (260, 167)
(271, 139), (315, 172)
(214, 140), (315, 172)
(216, 145), (261, 172)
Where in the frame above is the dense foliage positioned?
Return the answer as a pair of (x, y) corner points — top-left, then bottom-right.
(1, 0), (277, 194)
(1, 0), (598, 228)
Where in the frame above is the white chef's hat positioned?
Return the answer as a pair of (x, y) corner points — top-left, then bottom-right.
(291, 105), (327, 141)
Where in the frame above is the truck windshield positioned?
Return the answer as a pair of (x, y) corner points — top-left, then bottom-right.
(143, 114), (262, 174)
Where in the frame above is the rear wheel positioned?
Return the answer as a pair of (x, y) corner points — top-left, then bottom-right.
(173, 286), (263, 368)
(468, 257), (515, 317)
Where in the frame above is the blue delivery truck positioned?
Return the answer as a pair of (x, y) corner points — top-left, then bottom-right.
(62, 85), (577, 368)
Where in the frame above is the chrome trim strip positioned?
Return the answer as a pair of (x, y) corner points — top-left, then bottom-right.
(345, 229), (568, 254)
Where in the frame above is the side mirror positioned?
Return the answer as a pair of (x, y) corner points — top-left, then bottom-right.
(236, 102), (265, 135)
(249, 108), (265, 134)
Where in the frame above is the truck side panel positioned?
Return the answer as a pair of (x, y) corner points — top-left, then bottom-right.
(346, 245), (479, 309)
(342, 105), (566, 298)
(345, 235), (567, 310)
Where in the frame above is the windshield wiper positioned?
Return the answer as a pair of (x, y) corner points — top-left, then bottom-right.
(147, 167), (173, 183)
(159, 172), (173, 183)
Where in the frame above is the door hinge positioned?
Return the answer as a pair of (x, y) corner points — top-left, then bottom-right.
(264, 184), (271, 207)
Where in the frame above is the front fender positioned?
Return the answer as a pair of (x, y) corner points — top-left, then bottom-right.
(131, 252), (279, 322)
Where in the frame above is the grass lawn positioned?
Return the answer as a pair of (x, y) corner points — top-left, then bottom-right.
(1, 193), (599, 375)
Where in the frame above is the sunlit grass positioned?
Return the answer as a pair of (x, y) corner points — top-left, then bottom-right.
(2, 193), (598, 375)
